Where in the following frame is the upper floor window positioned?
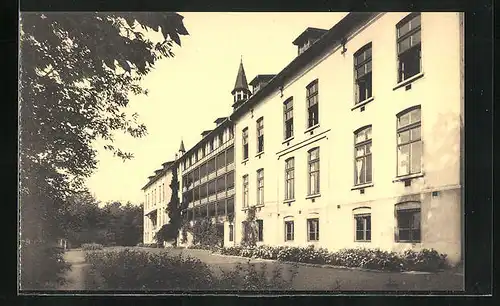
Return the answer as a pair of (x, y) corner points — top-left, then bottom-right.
(217, 152), (225, 170)
(226, 171), (235, 190)
(226, 146), (234, 164)
(199, 163), (207, 179)
(218, 132), (224, 146)
(307, 218), (319, 241)
(285, 157), (295, 200)
(242, 127), (249, 160)
(354, 126), (373, 185)
(397, 13), (422, 82)
(257, 169), (264, 206)
(256, 117), (264, 153)
(199, 183), (207, 199)
(306, 80), (319, 128)
(228, 126), (234, 140)
(354, 43), (372, 103)
(216, 176), (225, 193)
(208, 180), (216, 196)
(207, 158), (216, 174)
(242, 174), (249, 208)
(308, 147), (320, 195)
(193, 168), (200, 183)
(209, 140), (214, 152)
(283, 98), (294, 139)
(397, 106), (422, 176)
(201, 146), (206, 158)
(395, 201), (421, 243)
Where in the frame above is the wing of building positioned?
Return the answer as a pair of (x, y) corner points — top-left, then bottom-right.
(142, 12), (464, 265)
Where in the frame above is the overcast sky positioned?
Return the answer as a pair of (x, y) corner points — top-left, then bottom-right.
(85, 12), (347, 205)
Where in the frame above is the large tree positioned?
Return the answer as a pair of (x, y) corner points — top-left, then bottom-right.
(19, 12), (189, 242)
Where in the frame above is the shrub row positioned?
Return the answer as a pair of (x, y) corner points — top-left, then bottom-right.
(216, 245), (449, 272)
(83, 248), (296, 290)
(81, 243), (104, 251)
(136, 243), (160, 248)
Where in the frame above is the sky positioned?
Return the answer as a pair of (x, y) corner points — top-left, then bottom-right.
(85, 12), (347, 205)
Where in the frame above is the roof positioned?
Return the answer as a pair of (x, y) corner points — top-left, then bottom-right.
(231, 60), (250, 94)
(292, 27), (328, 46)
(201, 130), (212, 136)
(230, 13), (377, 121)
(141, 160), (175, 190)
(249, 74), (277, 86)
(179, 140), (185, 152)
(214, 117), (227, 124)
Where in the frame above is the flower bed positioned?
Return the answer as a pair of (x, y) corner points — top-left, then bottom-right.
(213, 245), (449, 272)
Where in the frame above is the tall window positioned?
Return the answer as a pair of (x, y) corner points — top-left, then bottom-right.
(242, 127), (249, 160)
(256, 117), (264, 153)
(242, 175), (249, 208)
(226, 146), (234, 164)
(395, 202), (421, 242)
(285, 158), (295, 200)
(229, 224), (234, 242)
(193, 168), (200, 183)
(283, 98), (294, 139)
(201, 146), (206, 158)
(207, 158), (216, 174)
(229, 126), (234, 140)
(354, 126), (372, 185)
(308, 148), (320, 195)
(217, 152), (225, 170)
(354, 43), (372, 103)
(306, 80), (319, 128)
(397, 106), (422, 176)
(218, 132), (224, 146)
(199, 183), (207, 199)
(226, 171), (235, 190)
(216, 176), (225, 193)
(397, 13), (422, 82)
(355, 214), (371, 241)
(256, 219), (263, 242)
(307, 218), (319, 241)
(284, 220), (294, 241)
(257, 169), (264, 205)
(208, 180), (216, 196)
(200, 163), (207, 179)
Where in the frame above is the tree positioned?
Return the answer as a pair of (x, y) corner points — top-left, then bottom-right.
(19, 12), (188, 243)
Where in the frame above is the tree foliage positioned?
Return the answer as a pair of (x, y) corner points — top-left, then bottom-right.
(163, 166), (182, 246)
(19, 12), (188, 242)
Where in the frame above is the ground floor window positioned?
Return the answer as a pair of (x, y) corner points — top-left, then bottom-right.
(256, 219), (263, 242)
(307, 218), (319, 241)
(284, 220), (294, 241)
(355, 214), (371, 241)
(395, 202), (421, 243)
(228, 224), (234, 242)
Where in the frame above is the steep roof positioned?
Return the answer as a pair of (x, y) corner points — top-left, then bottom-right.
(292, 27), (328, 46)
(179, 140), (185, 152)
(231, 60), (250, 94)
(249, 74), (277, 86)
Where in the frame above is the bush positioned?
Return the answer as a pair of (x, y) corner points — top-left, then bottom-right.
(84, 248), (214, 290)
(217, 245), (449, 272)
(81, 243), (104, 251)
(20, 240), (71, 289)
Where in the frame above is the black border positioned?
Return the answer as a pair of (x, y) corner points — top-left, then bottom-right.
(8, 0), (494, 304)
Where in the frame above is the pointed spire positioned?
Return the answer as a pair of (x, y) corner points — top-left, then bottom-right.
(179, 139), (185, 153)
(231, 58), (250, 95)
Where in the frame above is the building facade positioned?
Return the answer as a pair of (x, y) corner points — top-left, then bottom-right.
(229, 12), (464, 264)
(142, 12), (464, 264)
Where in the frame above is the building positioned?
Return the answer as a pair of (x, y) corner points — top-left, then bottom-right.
(142, 12), (464, 265)
(141, 160), (175, 244)
(228, 12), (464, 264)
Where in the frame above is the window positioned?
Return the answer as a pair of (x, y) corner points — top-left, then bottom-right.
(285, 158), (295, 200)
(200, 163), (207, 179)
(201, 146), (206, 158)
(257, 169), (264, 206)
(226, 171), (235, 190)
(306, 80), (319, 128)
(308, 148), (320, 195)
(199, 183), (207, 199)
(218, 132), (223, 146)
(229, 126), (234, 140)
(242, 175), (249, 208)
(397, 106), (422, 176)
(354, 126), (373, 185)
(395, 202), (421, 242)
(355, 214), (371, 241)
(256, 220), (263, 242)
(226, 146), (234, 164)
(283, 98), (294, 139)
(354, 43), (372, 103)
(209, 140), (214, 152)
(284, 220), (294, 241)
(208, 180), (216, 196)
(217, 152), (225, 170)
(226, 197), (234, 214)
(216, 200), (225, 216)
(193, 168), (200, 182)
(307, 218), (319, 241)
(193, 187), (199, 202)
(397, 13), (422, 82)
(242, 127), (249, 160)
(207, 158), (216, 174)
(229, 224), (234, 242)
(256, 117), (264, 153)
(216, 176), (225, 193)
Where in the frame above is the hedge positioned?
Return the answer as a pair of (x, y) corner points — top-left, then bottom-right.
(214, 245), (449, 272)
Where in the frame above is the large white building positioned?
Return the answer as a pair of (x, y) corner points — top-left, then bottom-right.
(143, 12), (464, 264)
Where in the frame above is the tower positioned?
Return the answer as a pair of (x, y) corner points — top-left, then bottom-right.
(179, 139), (186, 156)
(231, 57), (252, 111)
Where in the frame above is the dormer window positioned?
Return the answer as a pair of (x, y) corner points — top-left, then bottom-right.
(292, 27), (327, 56)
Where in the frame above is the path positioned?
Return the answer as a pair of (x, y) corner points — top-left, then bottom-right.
(58, 249), (88, 290)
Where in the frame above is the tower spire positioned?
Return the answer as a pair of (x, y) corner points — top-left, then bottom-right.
(179, 139), (185, 154)
(231, 57), (251, 111)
